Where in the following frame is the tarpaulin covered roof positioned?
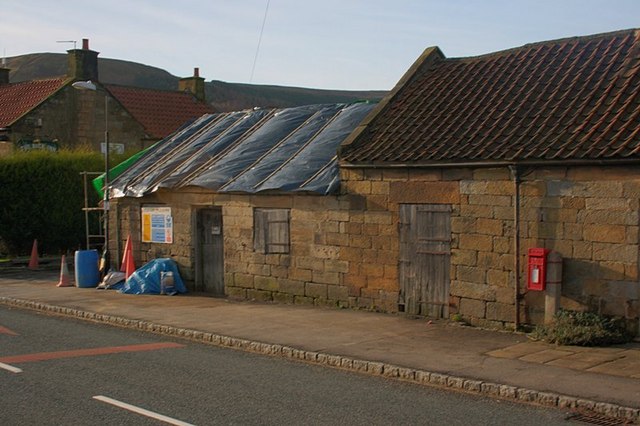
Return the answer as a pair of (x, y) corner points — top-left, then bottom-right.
(110, 102), (375, 198)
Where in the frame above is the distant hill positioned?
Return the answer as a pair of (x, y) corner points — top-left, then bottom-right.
(5, 53), (387, 112)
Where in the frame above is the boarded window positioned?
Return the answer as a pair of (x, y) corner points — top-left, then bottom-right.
(254, 208), (290, 254)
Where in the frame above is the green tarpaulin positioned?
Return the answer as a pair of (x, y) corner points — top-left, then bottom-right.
(91, 144), (156, 198)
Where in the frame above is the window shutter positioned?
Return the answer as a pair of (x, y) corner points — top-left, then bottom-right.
(254, 208), (290, 254)
(254, 209), (267, 253)
(265, 209), (290, 254)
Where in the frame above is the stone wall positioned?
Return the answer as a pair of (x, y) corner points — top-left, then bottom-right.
(218, 193), (358, 308)
(111, 165), (640, 332)
(112, 190), (396, 310)
(110, 191), (205, 285)
(341, 165), (640, 330)
(519, 167), (640, 327)
(10, 85), (150, 152)
(72, 87), (150, 152)
(10, 86), (76, 148)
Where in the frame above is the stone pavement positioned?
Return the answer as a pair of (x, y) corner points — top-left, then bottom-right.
(1, 268), (639, 423)
(488, 342), (640, 379)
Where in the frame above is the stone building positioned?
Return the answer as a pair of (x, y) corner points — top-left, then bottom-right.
(0, 39), (212, 154)
(109, 103), (375, 304)
(338, 29), (640, 331)
(109, 29), (639, 334)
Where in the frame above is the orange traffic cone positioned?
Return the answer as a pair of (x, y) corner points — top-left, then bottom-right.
(122, 236), (135, 279)
(121, 235), (132, 272)
(56, 255), (72, 287)
(28, 239), (39, 270)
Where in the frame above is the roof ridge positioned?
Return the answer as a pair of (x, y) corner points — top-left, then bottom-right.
(105, 83), (190, 95)
(2, 76), (68, 86)
(447, 28), (639, 63)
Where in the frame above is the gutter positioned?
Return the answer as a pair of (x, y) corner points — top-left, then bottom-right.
(340, 158), (640, 169)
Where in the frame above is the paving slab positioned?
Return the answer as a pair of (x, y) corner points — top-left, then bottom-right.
(547, 352), (626, 371)
(486, 341), (553, 359)
(519, 349), (575, 364)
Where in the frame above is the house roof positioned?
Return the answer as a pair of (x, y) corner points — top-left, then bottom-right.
(105, 85), (214, 139)
(0, 78), (68, 127)
(110, 102), (375, 198)
(340, 29), (640, 165)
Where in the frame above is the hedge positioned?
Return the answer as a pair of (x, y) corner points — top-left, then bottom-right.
(0, 150), (107, 256)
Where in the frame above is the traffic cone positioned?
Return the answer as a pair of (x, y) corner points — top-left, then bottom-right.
(121, 235), (132, 272)
(28, 239), (39, 270)
(122, 236), (135, 279)
(56, 255), (72, 287)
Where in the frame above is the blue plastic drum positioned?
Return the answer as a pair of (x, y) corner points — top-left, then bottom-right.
(74, 250), (100, 288)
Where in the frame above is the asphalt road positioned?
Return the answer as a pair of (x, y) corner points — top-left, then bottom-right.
(0, 306), (574, 425)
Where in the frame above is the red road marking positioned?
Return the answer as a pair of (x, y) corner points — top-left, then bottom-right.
(0, 325), (18, 336)
(0, 342), (184, 364)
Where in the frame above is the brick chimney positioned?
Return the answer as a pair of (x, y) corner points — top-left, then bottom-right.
(67, 38), (99, 81)
(179, 67), (206, 102)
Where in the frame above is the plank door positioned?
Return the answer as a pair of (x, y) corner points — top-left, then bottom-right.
(196, 208), (224, 295)
(399, 204), (451, 318)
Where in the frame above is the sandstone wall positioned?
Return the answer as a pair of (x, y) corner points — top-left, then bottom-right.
(110, 165), (640, 331)
(341, 166), (640, 329)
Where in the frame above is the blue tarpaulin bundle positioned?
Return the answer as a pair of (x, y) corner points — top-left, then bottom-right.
(118, 258), (187, 295)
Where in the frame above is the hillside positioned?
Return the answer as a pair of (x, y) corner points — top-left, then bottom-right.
(5, 53), (387, 112)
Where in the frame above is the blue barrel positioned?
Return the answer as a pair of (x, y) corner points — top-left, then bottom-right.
(74, 250), (100, 288)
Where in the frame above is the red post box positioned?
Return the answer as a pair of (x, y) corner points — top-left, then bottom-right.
(527, 248), (550, 291)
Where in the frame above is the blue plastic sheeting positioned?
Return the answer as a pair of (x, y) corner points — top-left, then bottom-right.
(119, 258), (187, 295)
(188, 104), (332, 190)
(218, 104), (343, 193)
(248, 103), (374, 194)
(110, 102), (376, 197)
(117, 112), (255, 197)
(111, 114), (219, 198)
(157, 109), (272, 189)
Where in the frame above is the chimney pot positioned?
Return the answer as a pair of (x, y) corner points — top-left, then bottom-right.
(82, 39), (89, 50)
(194, 67), (199, 77)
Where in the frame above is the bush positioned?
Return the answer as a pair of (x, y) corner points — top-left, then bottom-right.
(0, 149), (131, 256)
(530, 310), (632, 346)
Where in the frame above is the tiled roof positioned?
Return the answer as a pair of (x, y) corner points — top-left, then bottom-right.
(340, 29), (640, 164)
(0, 78), (68, 127)
(106, 85), (214, 139)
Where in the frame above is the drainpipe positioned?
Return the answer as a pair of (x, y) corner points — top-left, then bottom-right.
(510, 165), (521, 331)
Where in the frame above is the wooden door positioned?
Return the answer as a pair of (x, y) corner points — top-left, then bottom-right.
(399, 204), (451, 318)
(196, 208), (224, 295)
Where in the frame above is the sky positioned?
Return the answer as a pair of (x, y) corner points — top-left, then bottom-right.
(2, 0), (640, 91)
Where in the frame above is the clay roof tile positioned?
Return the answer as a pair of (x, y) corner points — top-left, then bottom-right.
(341, 29), (640, 164)
(106, 85), (214, 139)
(0, 78), (67, 127)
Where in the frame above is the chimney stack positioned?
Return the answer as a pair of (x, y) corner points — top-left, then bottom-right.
(0, 56), (9, 85)
(179, 67), (206, 103)
(67, 38), (99, 81)
(0, 67), (9, 85)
